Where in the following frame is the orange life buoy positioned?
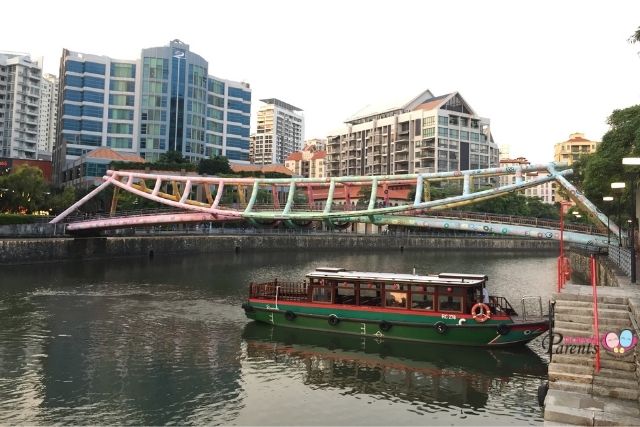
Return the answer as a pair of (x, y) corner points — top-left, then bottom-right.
(562, 257), (571, 280)
(471, 303), (491, 323)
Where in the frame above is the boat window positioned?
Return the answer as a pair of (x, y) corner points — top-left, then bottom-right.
(385, 283), (408, 308)
(311, 286), (333, 303)
(359, 282), (382, 306)
(336, 282), (356, 305)
(410, 285), (434, 310)
(438, 295), (462, 312)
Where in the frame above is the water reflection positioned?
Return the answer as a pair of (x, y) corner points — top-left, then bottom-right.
(242, 321), (547, 421)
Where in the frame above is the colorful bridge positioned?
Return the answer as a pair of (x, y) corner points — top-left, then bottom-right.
(50, 163), (616, 247)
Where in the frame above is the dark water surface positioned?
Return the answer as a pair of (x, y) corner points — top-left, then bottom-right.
(0, 249), (556, 425)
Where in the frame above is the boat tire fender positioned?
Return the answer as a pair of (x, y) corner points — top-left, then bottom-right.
(434, 321), (448, 334)
(284, 310), (296, 321)
(379, 320), (392, 332)
(471, 303), (491, 323)
(497, 323), (511, 335)
(328, 314), (340, 326)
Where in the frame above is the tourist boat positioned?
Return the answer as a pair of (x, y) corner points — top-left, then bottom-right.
(242, 267), (549, 346)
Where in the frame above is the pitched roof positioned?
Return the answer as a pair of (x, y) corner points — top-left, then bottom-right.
(311, 151), (326, 160)
(84, 147), (145, 162)
(230, 163), (293, 176)
(345, 89), (435, 123)
(286, 152), (303, 161)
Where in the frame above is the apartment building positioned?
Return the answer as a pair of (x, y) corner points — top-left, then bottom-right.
(38, 73), (58, 154)
(553, 132), (599, 166)
(285, 144), (326, 178)
(251, 98), (304, 165)
(53, 40), (251, 186)
(0, 53), (42, 160)
(325, 90), (498, 178)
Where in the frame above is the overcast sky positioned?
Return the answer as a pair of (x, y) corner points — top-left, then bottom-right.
(5, 0), (640, 163)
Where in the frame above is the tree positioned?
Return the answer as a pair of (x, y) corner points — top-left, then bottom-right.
(0, 165), (48, 213)
(158, 150), (189, 164)
(198, 155), (232, 175)
(581, 104), (640, 217)
(47, 187), (76, 215)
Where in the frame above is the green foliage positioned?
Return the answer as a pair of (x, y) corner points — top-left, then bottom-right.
(581, 104), (640, 218)
(197, 155), (232, 175)
(110, 161), (196, 172)
(0, 165), (48, 214)
(459, 193), (559, 220)
(159, 150), (190, 164)
(47, 187), (76, 215)
(0, 214), (47, 224)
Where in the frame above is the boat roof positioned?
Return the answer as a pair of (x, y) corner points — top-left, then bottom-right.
(307, 268), (487, 287)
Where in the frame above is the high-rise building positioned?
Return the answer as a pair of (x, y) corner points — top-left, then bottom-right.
(38, 73), (58, 154)
(0, 53), (42, 159)
(251, 98), (304, 165)
(326, 90), (498, 177)
(53, 40), (251, 186)
(553, 132), (599, 166)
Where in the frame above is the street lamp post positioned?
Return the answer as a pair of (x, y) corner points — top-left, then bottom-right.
(622, 157), (640, 284)
(603, 196), (613, 246)
(612, 182), (626, 247)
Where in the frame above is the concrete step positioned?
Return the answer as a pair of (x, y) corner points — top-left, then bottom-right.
(555, 306), (631, 319)
(592, 384), (639, 401)
(594, 369), (639, 389)
(553, 292), (627, 305)
(549, 368), (593, 384)
(549, 362), (594, 376)
(554, 317), (632, 330)
(553, 326), (594, 338)
(544, 388), (640, 426)
(551, 354), (637, 371)
(554, 300), (629, 311)
(555, 313), (632, 326)
(548, 379), (593, 394)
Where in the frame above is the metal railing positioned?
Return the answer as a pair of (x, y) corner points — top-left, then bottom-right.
(607, 244), (632, 277)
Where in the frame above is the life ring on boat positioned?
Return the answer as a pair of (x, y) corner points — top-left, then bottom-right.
(379, 320), (392, 332)
(434, 321), (448, 334)
(471, 303), (491, 323)
(284, 310), (296, 321)
(497, 323), (511, 336)
(328, 314), (340, 326)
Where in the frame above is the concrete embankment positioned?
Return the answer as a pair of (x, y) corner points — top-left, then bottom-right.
(0, 234), (557, 264)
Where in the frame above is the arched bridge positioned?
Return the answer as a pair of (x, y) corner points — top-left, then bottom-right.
(50, 163), (615, 247)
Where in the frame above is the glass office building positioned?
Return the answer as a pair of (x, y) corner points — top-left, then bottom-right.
(54, 40), (251, 185)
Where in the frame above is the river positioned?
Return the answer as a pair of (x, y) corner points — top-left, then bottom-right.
(0, 248), (557, 425)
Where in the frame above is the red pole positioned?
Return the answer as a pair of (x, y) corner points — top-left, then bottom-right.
(591, 255), (601, 373)
(558, 203), (565, 292)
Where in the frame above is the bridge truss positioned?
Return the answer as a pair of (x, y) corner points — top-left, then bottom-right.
(50, 163), (616, 247)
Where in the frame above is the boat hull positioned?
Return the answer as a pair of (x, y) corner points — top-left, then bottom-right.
(243, 300), (548, 347)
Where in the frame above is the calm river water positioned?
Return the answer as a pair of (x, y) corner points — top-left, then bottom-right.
(0, 248), (557, 425)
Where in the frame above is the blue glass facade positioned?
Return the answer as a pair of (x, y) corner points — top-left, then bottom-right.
(55, 41), (252, 185)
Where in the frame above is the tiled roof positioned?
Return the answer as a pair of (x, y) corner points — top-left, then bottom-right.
(414, 94), (451, 111)
(311, 151), (326, 160)
(230, 163), (293, 176)
(84, 147), (145, 162)
(286, 152), (303, 161)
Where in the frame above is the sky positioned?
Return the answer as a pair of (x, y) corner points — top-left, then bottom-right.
(4, 0), (640, 163)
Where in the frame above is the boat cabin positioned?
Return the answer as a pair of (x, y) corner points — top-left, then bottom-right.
(249, 267), (516, 315)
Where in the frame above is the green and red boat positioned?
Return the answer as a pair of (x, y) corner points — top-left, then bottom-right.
(242, 267), (549, 346)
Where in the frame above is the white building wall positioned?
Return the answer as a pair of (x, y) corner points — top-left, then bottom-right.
(0, 53), (42, 159)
